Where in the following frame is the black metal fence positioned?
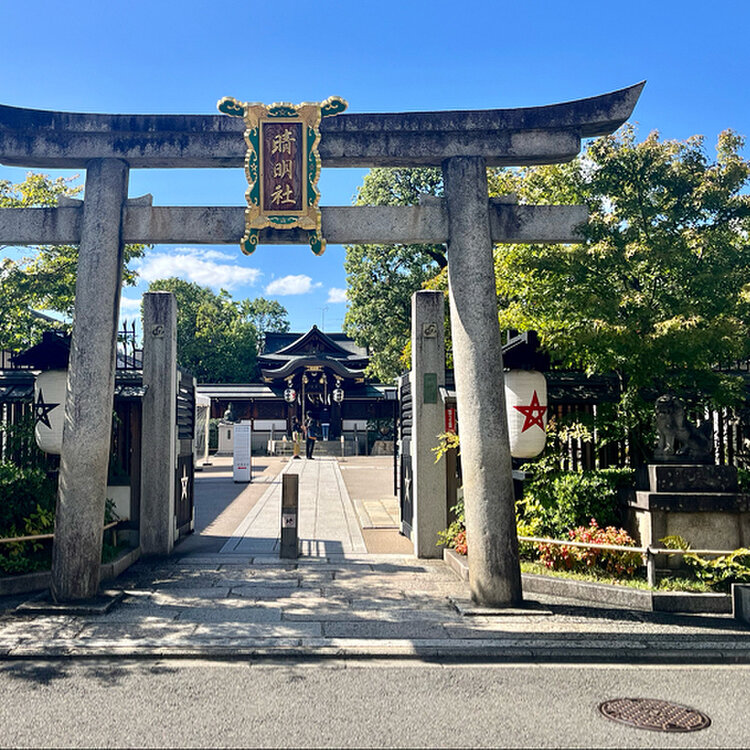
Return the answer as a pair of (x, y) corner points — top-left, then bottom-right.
(116, 320), (142, 370)
(397, 374), (413, 535)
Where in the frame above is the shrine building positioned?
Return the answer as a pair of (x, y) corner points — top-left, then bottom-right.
(197, 325), (396, 454)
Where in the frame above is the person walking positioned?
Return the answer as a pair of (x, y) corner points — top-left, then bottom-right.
(291, 416), (302, 460)
(320, 405), (331, 441)
(305, 416), (318, 459)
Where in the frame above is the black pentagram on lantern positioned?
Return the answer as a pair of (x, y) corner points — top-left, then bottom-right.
(34, 389), (59, 429)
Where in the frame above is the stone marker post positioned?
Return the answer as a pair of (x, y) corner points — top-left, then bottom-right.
(140, 291), (178, 556)
(410, 290), (447, 557)
(280, 473), (300, 559)
(51, 158), (129, 601)
(443, 155), (522, 606)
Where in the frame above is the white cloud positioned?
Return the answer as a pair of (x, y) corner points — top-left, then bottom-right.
(265, 275), (322, 296)
(119, 296), (142, 312)
(136, 248), (261, 290)
(327, 287), (348, 304)
(175, 247), (235, 262)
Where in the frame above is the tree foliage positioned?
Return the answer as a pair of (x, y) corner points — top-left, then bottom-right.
(343, 168), (445, 382)
(146, 278), (289, 383)
(344, 129), (750, 436)
(0, 173), (145, 352)
(240, 297), (290, 348)
(493, 127), (750, 418)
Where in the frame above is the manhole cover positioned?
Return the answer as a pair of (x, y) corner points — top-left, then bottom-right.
(598, 698), (711, 733)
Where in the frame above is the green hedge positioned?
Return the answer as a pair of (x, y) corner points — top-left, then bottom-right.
(0, 463), (56, 534)
(0, 462), (57, 574)
(520, 467), (634, 539)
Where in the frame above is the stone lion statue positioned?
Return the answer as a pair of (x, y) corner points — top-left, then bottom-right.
(653, 395), (713, 463)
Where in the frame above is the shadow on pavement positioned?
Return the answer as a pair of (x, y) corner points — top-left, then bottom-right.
(1, 659), (179, 687)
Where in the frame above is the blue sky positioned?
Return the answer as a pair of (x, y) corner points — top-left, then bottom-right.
(1, 0), (748, 335)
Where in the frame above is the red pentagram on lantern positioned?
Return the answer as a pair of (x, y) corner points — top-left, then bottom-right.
(513, 390), (546, 432)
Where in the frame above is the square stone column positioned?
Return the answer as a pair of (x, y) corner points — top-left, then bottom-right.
(140, 291), (178, 556)
(410, 289), (447, 557)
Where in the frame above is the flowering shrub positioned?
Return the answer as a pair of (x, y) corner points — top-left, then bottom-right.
(521, 466), (633, 538)
(536, 519), (640, 576)
(516, 496), (545, 558)
(437, 498), (466, 555)
(452, 529), (467, 556)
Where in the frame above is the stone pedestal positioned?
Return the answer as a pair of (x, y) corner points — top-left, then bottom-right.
(629, 464), (750, 562)
(217, 421), (234, 455)
(371, 440), (394, 456)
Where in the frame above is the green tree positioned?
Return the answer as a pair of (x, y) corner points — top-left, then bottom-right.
(146, 278), (287, 383)
(492, 127), (750, 446)
(344, 168), (445, 382)
(240, 297), (290, 349)
(0, 173), (145, 352)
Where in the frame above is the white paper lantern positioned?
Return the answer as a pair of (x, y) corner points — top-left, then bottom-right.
(34, 369), (67, 454)
(504, 369), (547, 458)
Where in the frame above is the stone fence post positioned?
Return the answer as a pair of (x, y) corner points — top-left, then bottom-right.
(410, 289), (447, 557)
(140, 291), (178, 556)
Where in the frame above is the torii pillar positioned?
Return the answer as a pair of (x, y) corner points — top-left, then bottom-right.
(51, 159), (129, 601)
(444, 156), (522, 604)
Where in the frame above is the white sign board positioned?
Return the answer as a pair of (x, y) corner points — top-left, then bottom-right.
(233, 422), (252, 483)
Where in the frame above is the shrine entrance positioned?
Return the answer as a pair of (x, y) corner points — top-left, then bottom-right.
(0, 82), (644, 603)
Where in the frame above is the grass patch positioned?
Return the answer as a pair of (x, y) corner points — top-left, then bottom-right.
(520, 560), (711, 593)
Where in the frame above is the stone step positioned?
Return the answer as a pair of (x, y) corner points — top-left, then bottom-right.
(632, 490), (748, 512)
(268, 440), (361, 457)
(309, 440), (357, 457)
(647, 463), (738, 493)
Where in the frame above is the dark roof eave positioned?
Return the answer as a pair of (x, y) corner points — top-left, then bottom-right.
(260, 359), (366, 380)
(271, 327), (355, 358)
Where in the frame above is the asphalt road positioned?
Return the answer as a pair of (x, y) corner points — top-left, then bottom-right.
(1, 659), (748, 748)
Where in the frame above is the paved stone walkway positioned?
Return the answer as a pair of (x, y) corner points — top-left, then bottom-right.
(1, 456), (750, 661)
(219, 458), (367, 556)
(1, 554), (750, 660)
(338, 460), (400, 528)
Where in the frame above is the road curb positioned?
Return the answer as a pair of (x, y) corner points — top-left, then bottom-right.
(0, 546), (141, 598)
(443, 549), (733, 614)
(2, 642), (750, 664)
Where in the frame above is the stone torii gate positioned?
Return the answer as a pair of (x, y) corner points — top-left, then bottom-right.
(0, 83), (643, 604)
